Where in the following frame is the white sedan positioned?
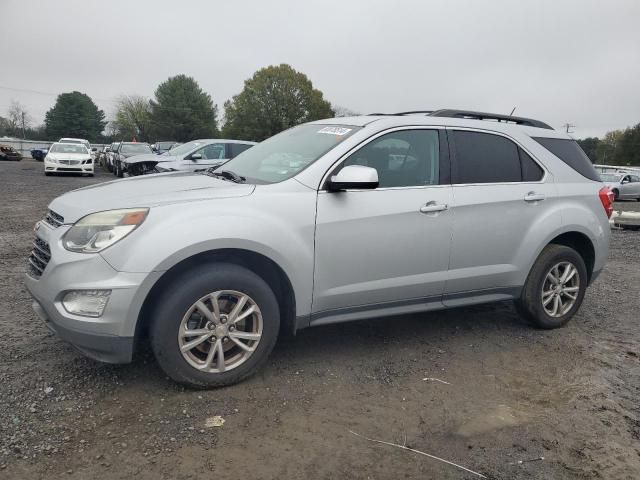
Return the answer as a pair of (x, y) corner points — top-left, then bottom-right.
(44, 143), (94, 176)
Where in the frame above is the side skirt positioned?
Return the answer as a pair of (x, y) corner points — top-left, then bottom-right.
(295, 286), (522, 331)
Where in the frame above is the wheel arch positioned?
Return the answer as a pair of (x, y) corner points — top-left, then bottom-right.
(135, 248), (297, 349)
(547, 231), (596, 283)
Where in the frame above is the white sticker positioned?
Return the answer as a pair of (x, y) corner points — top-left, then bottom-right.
(317, 126), (352, 136)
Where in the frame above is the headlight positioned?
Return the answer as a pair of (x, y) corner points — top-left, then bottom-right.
(62, 208), (149, 253)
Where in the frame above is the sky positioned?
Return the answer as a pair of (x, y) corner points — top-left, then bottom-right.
(1, 0), (639, 139)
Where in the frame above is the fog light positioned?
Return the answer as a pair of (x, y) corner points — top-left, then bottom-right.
(62, 290), (111, 317)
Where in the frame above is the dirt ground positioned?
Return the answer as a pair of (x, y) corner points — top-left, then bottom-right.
(1, 159), (639, 479)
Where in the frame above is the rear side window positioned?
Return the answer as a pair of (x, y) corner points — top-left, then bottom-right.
(452, 131), (521, 183)
(532, 137), (600, 181)
(520, 148), (544, 181)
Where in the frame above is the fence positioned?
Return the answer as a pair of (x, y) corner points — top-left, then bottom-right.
(0, 138), (106, 157)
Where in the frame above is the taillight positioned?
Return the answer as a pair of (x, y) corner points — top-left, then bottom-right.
(598, 186), (614, 218)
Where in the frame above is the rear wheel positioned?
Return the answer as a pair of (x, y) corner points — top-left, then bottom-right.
(150, 263), (280, 388)
(516, 244), (587, 329)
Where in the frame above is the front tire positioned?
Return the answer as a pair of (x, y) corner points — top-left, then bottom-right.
(150, 263), (280, 388)
(515, 244), (587, 329)
(612, 189), (619, 201)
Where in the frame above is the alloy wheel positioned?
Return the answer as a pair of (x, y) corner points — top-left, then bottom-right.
(541, 261), (580, 317)
(178, 290), (263, 373)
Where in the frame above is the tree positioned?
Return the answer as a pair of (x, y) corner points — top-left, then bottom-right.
(596, 129), (624, 165)
(222, 64), (334, 141)
(113, 95), (152, 141)
(45, 91), (106, 142)
(333, 105), (360, 118)
(0, 116), (11, 137)
(616, 123), (640, 166)
(149, 75), (218, 142)
(576, 137), (600, 163)
(7, 101), (31, 138)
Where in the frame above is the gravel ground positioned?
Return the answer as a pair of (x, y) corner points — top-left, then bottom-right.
(1, 159), (639, 479)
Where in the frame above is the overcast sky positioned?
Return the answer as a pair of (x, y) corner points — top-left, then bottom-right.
(1, 0), (638, 138)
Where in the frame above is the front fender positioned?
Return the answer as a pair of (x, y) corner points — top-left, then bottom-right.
(100, 188), (317, 316)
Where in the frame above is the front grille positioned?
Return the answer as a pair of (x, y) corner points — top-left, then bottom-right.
(28, 237), (51, 278)
(44, 209), (64, 228)
(59, 160), (81, 165)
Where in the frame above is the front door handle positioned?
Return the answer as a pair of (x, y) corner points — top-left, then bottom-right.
(419, 202), (448, 214)
(524, 192), (545, 202)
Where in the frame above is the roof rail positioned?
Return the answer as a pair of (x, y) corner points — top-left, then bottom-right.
(429, 109), (553, 130)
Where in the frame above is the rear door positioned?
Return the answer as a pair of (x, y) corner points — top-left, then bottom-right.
(444, 129), (556, 300)
(313, 127), (452, 320)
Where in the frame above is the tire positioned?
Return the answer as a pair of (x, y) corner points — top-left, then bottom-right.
(612, 189), (619, 201)
(515, 244), (587, 329)
(149, 263), (280, 388)
(44, 172), (52, 176)
(116, 162), (123, 178)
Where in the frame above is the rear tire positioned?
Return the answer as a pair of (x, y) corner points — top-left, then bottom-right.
(150, 263), (280, 388)
(515, 244), (587, 329)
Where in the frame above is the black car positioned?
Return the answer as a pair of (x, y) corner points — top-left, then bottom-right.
(113, 142), (153, 177)
(0, 144), (22, 161)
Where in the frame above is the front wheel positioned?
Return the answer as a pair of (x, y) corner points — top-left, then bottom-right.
(150, 263), (280, 388)
(515, 244), (587, 329)
(612, 189), (619, 201)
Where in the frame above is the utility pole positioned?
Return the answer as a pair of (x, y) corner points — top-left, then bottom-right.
(21, 111), (26, 139)
(562, 123), (575, 134)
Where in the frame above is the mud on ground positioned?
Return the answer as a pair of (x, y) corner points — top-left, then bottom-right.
(1, 160), (639, 479)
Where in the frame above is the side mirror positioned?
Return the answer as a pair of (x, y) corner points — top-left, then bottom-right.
(190, 153), (203, 161)
(91, 147), (97, 152)
(327, 165), (379, 191)
(621, 178), (629, 184)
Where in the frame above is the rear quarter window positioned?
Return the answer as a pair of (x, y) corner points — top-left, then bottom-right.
(532, 137), (600, 181)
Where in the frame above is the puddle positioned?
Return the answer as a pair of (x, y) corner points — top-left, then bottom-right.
(456, 404), (523, 437)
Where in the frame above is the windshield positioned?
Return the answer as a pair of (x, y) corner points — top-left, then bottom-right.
(121, 144), (152, 155)
(217, 124), (361, 184)
(50, 143), (88, 154)
(168, 140), (208, 156)
(600, 174), (621, 182)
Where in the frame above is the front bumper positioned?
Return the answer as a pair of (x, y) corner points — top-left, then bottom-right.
(25, 221), (162, 363)
(44, 159), (94, 173)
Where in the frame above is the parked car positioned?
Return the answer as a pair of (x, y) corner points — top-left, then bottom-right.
(31, 148), (49, 161)
(105, 142), (121, 172)
(97, 145), (111, 167)
(59, 137), (96, 161)
(112, 142), (153, 177)
(0, 144), (22, 161)
(600, 173), (640, 201)
(26, 109), (612, 388)
(124, 139), (256, 176)
(152, 141), (180, 155)
(43, 142), (93, 176)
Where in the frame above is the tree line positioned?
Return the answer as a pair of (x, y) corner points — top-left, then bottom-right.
(576, 125), (640, 166)
(0, 64), (335, 144)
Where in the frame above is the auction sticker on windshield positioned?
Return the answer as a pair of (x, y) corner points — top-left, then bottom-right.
(317, 126), (353, 136)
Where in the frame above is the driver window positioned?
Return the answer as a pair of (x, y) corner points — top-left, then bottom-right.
(194, 144), (225, 160)
(341, 129), (439, 188)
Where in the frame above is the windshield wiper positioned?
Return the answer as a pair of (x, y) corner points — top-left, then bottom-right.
(205, 169), (246, 183)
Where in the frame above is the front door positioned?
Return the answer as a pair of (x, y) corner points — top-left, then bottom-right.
(313, 128), (452, 322)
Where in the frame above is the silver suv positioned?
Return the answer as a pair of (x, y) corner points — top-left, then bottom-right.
(25, 109), (613, 387)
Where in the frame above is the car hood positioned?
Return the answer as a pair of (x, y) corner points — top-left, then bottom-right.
(124, 153), (178, 164)
(156, 158), (227, 172)
(46, 152), (91, 161)
(49, 172), (255, 223)
(603, 181), (621, 188)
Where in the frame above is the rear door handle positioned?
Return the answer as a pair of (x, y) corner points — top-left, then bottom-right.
(524, 192), (545, 202)
(419, 202), (448, 214)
